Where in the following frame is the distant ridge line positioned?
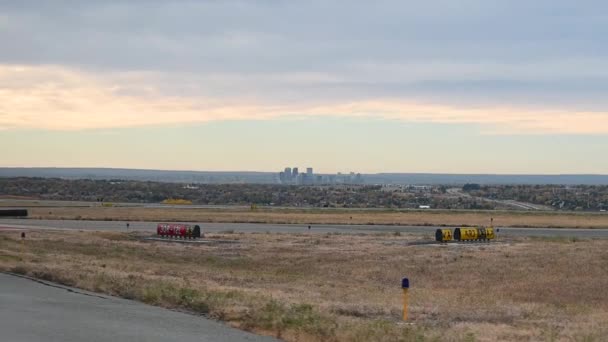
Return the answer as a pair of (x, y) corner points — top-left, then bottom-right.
(1, 167), (608, 185)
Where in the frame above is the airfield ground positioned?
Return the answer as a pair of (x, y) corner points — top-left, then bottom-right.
(12, 204), (608, 229)
(1, 230), (607, 341)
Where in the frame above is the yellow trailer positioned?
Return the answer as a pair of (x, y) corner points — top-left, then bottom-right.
(454, 227), (478, 241)
(454, 227), (495, 241)
(435, 229), (453, 242)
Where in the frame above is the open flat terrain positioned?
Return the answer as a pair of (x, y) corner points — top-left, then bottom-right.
(3, 219), (608, 239)
(1, 229), (607, 341)
(5, 202), (608, 229)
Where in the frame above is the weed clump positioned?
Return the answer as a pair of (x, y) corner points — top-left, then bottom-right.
(244, 300), (336, 339)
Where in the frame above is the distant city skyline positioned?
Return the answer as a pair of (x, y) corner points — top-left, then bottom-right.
(3, 167), (608, 186)
(1, 2), (607, 173)
(278, 166), (363, 185)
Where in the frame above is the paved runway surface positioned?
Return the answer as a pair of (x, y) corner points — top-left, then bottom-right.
(1, 219), (608, 238)
(0, 273), (277, 342)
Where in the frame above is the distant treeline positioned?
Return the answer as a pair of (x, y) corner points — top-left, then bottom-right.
(2, 178), (607, 211)
(464, 184), (608, 211)
(0, 177), (487, 209)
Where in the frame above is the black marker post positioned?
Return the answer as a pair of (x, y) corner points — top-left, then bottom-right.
(402, 277), (410, 321)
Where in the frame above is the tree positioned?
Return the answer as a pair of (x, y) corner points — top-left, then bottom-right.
(462, 183), (481, 192)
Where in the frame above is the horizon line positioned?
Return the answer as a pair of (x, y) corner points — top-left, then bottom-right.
(1, 166), (607, 177)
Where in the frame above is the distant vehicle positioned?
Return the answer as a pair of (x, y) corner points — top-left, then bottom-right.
(419, 205), (431, 209)
(0, 209), (28, 218)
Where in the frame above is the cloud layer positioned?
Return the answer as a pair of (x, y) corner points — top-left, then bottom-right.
(2, 65), (607, 134)
(1, 1), (608, 133)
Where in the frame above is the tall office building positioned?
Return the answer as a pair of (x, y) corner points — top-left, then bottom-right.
(278, 166), (364, 185)
(305, 168), (314, 185)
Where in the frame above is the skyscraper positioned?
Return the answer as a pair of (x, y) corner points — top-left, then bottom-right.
(306, 168), (314, 185)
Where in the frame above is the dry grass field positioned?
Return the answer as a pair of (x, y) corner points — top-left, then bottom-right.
(19, 205), (608, 228)
(1, 229), (607, 341)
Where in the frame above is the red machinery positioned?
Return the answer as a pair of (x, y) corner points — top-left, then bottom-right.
(157, 223), (201, 239)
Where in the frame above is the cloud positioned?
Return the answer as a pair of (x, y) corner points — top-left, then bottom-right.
(3, 1), (607, 68)
(1, 2), (607, 134)
(1, 65), (607, 134)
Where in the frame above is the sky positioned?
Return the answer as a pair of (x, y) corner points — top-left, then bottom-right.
(1, 1), (608, 174)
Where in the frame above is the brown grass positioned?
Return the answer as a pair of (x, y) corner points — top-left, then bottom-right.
(23, 206), (608, 228)
(1, 230), (608, 341)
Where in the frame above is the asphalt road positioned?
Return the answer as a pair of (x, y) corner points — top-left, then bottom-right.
(1, 219), (608, 238)
(0, 272), (277, 342)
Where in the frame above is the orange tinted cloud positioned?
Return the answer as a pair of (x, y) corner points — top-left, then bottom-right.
(1, 65), (607, 134)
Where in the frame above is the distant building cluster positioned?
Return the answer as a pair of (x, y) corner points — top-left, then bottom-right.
(381, 184), (432, 193)
(278, 167), (364, 185)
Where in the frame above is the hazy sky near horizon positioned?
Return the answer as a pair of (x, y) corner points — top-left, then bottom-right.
(2, 1), (608, 173)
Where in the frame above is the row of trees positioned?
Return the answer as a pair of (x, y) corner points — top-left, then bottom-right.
(1, 177), (495, 209)
(463, 184), (608, 211)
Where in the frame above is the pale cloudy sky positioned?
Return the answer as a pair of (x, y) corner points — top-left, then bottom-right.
(1, 1), (607, 173)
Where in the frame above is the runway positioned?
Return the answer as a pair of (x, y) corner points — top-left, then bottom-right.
(0, 272), (277, 342)
(2, 219), (608, 238)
